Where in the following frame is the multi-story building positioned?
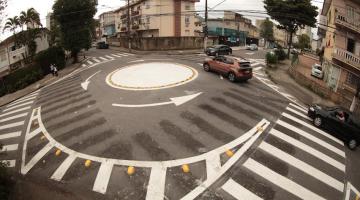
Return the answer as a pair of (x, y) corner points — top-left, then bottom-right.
(99, 11), (116, 37)
(318, 0), (360, 111)
(111, 0), (199, 38)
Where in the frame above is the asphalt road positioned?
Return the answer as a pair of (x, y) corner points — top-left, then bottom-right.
(0, 48), (358, 200)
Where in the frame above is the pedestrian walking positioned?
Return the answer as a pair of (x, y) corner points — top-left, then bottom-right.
(50, 64), (55, 76)
(53, 65), (58, 77)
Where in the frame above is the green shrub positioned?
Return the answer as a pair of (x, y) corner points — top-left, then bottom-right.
(266, 52), (278, 65)
(34, 46), (65, 75)
(274, 48), (287, 61)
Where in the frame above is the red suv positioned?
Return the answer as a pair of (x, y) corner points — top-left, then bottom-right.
(203, 56), (252, 82)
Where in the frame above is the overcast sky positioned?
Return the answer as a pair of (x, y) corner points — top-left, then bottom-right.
(0, 0), (322, 40)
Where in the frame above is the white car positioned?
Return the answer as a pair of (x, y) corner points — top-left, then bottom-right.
(311, 64), (324, 79)
(246, 44), (258, 51)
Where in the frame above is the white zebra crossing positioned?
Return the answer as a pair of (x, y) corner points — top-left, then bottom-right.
(111, 54), (122, 58)
(0, 121), (24, 130)
(99, 57), (108, 61)
(92, 58), (101, 63)
(222, 179), (263, 200)
(0, 106), (31, 118)
(0, 144), (19, 152)
(105, 55), (113, 59)
(0, 131), (22, 140)
(87, 60), (94, 65)
(0, 113), (27, 123)
(4, 101), (34, 112)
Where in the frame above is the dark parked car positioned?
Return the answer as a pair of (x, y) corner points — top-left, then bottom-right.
(205, 45), (232, 56)
(203, 56), (252, 82)
(308, 105), (360, 150)
(96, 41), (109, 49)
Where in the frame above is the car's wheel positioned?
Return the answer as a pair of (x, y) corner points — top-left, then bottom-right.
(228, 72), (236, 82)
(203, 64), (210, 72)
(348, 139), (357, 150)
(314, 116), (322, 127)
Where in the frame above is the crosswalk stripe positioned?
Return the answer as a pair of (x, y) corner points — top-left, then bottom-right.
(105, 55), (113, 59)
(51, 155), (76, 181)
(252, 63), (262, 67)
(222, 178), (263, 200)
(82, 64), (87, 67)
(92, 58), (101, 63)
(244, 158), (326, 200)
(197, 63), (203, 66)
(116, 53), (128, 57)
(146, 166), (167, 200)
(0, 131), (22, 140)
(99, 57), (108, 61)
(286, 107), (313, 121)
(270, 129), (345, 172)
(24, 92), (38, 98)
(289, 103), (308, 113)
(0, 106), (31, 118)
(0, 121), (24, 130)
(1, 160), (16, 167)
(259, 142), (344, 192)
(277, 120), (345, 158)
(87, 60), (94, 65)
(282, 112), (344, 146)
(253, 67), (262, 71)
(7, 96), (36, 107)
(93, 161), (114, 194)
(0, 113), (27, 123)
(4, 101), (33, 112)
(0, 144), (19, 152)
(111, 54), (122, 58)
(121, 52), (134, 56)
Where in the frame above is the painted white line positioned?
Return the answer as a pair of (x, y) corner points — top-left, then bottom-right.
(251, 63), (262, 67)
(4, 101), (33, 112)
(0, 144), (19, 152)
(99, 57), (108, 61)
(259, 142), (344, 191)
(92, 58), (101, 63)
(93, 161), (114, 194)
(87, 60), (94, 65)
(0, 131), (21, 140)
(116, 53), (129, 57)
(0, 106), (31, 118)
(286, 107), (312, 121)
(121, 52), (134, 56)
(9, 96), (36, 106)
(128, 60), (144, 63)
(0, 121), (24, 130)
(279, 92), (294, 99)
(253, 72), (266, 77)
(111, 54), (122, 58)
(289, 103), (308, 113)
(282, 112), (344, 146)
(345, 182), (360, 200)
(181, 121), (270, 200)
(277, 120), (345, 158)
(51, 155), (76, 181)
(253, 66), (262, 71)
(0, 113), (27, 123)
(270, 129), (345, 172)
(105, 55), (113, 59)
(146, 166), (167, 200)
(206, 154), (221, 179)
(1, 160), (16, 167)
(21, 143), (53, 175)
(267, 84), (279, 89)
(23, 92), (38, 98)
(244, 158), (326, 200)
(197, 63), (203, 66)
(222, 178), (263, 200)
(82, 64), (87, 67)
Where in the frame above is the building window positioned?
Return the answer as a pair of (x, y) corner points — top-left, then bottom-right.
(146, 16), (150, 24)
(145, 1), (150, 9)
(185, 30), (190, 35)
(185, 16), (190, 24)
(185, 3), (191, 10)
(346, 72), (359, 87)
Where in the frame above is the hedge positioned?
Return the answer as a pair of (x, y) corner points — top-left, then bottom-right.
(34, 46), (65, 74)
(266, 52), (278, 65)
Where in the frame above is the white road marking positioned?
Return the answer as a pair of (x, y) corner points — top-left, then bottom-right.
(206, 154), (221, 179)
(197, 63), (203, 66)
(246, 52), (255, 55)
(21, 143), (53, 175)
(253, 66), (262, 71)
(286, 107), (312, 121)
(99, 57), (108, 61)
(82, 64), (87, 67)
(0, 131), (22, 140)
(222, 178), (263, 200)
(244, 158), (326, 200)
(51, 155), (76, 181)
(128, 60), (144, 63)
(277, 120), (345, 158)
(270, 129), (345, 172)
(111, 54), (122, 58)
(253, 72), (266, 77)
(81, 70), (101, 91)
(345, 182), (360, 200)
(146, 166), (167, 200)
(251, 63), (262, 67)
(1, 160), (16, 167)
(93, 161), (114, 194)
(87, 60), (94, 65)
(116, 53), (129, 57)
(0, 144), (19, 152)
(105, 55), (113, 59)
(0, 121), (24, 130)
(282, 112), (344, 146)
(121, 52), (134, 56)
(8, 96), (36, 106)
(259, 142), (344, 192)
(4, 101), (33, 112)
(92, 58), (101, 63)
(289, 103), (308, 113)
(0, 106), (31, 118)
(0, 113), (27, 123)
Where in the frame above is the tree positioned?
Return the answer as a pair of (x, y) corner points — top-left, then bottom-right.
(3, 16), (19, 35)
(260, 17), (274, 47)
(19, 8), (42, 30)
(53, 0), (97, 63)
(0, 0), (7, 30)
(264, 0), (318, 58)
(296, 34), (311, 50)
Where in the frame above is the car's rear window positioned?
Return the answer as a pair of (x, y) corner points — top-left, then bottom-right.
(239, 62), (251, 68)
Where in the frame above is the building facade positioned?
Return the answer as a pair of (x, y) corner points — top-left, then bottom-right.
(110, 0), (199, 38)
(99, 11), (116, 37)
(318, 0), (360, 112)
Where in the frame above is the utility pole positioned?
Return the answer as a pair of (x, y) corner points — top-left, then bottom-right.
(127, 0), (131, 51)
(204, 0), (208, 51)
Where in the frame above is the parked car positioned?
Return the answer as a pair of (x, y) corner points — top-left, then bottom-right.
(311, 64), (324, 79)
(96, 41), (109, 49)
(308, 105), (360, 150)
(246, 44), (258, 51)
(205, 45), (232, 56)
(203, 55), (252, 82)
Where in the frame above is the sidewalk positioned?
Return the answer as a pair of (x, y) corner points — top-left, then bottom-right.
(0, 57), (88, 107)
(109, 46), (204, 55)
(265, 60), (335, 107)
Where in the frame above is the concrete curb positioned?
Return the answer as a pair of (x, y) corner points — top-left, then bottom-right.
(109, 46), (203, 55)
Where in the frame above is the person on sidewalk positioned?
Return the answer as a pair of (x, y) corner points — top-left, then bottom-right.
(50, 64), (55, 76)
(336, 111), (345, 122)
(53, 65), (58, 77)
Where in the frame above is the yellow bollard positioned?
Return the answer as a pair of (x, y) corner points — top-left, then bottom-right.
(226, 149), (234, 157)
(257, 126), (263, 132)
(182, 164), (190, 173)
(55, 149), (61, 156)
(40, 135), (46, 140)
(356, 195), (359, 200)
(127, 166), (135, 175)
(85, 160), (91, 168)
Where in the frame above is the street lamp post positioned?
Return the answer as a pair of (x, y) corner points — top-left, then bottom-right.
(127, 0), (131, 51)
(204, 0), (208, 51)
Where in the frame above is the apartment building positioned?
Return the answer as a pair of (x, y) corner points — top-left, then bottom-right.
(99, 11), (116, 37)
(112, 0), (200, 38)
(318, 0), (360, 111)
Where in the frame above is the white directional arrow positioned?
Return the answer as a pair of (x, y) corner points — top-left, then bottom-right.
(81, 71), (101, 91)
(112, 92), (202, 108)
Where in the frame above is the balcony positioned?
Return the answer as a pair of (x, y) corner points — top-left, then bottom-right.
(333, 48), (360, 71)
(120, 14), (128, 19)
(9, 47), (25, 58)
(132, 24), (140, 30)
(131, 10), (140, 16)
(335, 13), (360, 34)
